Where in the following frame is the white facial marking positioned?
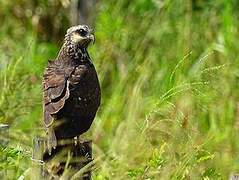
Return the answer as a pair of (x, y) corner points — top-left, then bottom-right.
(71, 33), (83, 43)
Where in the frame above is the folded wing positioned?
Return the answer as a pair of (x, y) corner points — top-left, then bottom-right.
(43, 61), (71, 127)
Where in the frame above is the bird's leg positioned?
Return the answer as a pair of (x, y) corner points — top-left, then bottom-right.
(74, 136), (78, 145)
(47, 128), (57, 155)
(77, 136), (84, 143)
(73, 136), (84, 145)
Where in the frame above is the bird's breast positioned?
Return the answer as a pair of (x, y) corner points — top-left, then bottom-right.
(66, 64), (101, 115)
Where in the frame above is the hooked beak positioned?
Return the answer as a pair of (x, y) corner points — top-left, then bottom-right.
(88, 34), (95, 44)
(89, 28), (95, 44)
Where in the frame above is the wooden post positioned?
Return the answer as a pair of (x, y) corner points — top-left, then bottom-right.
(0, 124), (9, 146)
(31, 137), (45, 179)
(32, 137), (93, 179)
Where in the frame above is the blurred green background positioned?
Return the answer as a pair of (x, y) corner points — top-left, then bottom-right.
(0, 0), (239, 179)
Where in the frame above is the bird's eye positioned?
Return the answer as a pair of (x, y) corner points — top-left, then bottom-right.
(77, 29), (87, 36)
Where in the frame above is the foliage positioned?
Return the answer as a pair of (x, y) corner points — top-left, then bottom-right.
(0, 0), (239, 179)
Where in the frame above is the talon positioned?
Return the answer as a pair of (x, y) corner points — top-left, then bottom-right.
(85, 152), (90, 159)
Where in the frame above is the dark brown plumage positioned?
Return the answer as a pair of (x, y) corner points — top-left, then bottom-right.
(43, 25), (101, 152)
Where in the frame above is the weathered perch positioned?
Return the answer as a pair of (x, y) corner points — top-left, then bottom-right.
(0, 124), (9, 146)
(32, 137), (93, 179)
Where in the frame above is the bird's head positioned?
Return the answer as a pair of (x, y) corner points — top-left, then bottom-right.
(65, 25), (95, 48)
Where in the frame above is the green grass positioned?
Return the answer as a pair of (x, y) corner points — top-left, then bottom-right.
(0, 0), (239, 179)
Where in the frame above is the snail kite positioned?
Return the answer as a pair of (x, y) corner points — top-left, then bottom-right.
(43, 25), (101, 152)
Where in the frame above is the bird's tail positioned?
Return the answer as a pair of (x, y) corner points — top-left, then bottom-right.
(46, 127), (57, 155)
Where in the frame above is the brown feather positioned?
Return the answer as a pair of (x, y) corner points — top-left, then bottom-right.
(42, 25), (101, 152)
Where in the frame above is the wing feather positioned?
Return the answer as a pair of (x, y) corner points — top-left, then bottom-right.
(43, 60), (71, 127)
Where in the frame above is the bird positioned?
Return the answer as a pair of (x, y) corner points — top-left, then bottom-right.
(42, 25), (101, 153)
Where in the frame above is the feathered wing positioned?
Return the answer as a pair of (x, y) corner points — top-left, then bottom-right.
(43, 60), (73, 153)
(43, 60), (71, 127)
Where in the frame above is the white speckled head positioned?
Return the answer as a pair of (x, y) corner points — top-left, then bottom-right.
(65, 25), (94, 48)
